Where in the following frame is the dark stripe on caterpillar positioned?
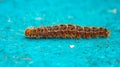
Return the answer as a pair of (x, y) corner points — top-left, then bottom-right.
(25, 24), (110, 39)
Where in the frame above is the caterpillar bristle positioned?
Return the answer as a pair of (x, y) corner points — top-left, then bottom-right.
(25, 24), (110, 39)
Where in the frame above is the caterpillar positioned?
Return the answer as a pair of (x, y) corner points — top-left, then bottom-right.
(25, 24), (110, 39)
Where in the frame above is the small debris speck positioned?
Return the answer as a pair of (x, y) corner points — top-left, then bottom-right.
(69, 45), (75, 48)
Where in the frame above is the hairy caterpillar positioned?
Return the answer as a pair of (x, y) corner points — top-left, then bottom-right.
(25, 24), (110, 39)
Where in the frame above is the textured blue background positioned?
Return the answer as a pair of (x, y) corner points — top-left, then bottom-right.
(0, 0), (120, 67)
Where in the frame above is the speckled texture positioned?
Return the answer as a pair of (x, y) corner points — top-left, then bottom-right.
(0, 0), (120, 67)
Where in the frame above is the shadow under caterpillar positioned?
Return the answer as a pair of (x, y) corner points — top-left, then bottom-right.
(25, 24), (110, 39)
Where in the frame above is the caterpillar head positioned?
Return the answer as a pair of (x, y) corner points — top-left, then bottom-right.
(25, 28), (31, 37)
(25, 26), (39, 38)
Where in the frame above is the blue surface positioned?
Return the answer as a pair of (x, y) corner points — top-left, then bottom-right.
(0, 0), (120, 67)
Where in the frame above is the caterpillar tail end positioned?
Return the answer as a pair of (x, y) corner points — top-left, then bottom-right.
(106, 29), (110, 38)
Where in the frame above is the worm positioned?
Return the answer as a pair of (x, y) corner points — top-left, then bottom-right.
(25, 24), (110, 39)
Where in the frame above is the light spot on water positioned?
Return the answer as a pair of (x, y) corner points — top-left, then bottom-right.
(29, 61), (34, 64)
(69, 45), (75, 48)
(14, 61), (19, 64)
(58, 45), (61, 47)
(7, 18), (11, 22)
(20, 57), (32, 60)
(68, 16), (73, 19)
(52, 22), (56, 25)
(35, 17), (42, 20)
(108, 8), (117, 14)
(12, 56), (16, 58)
(56, 62), (60, 66)
(100, 56), (105, 59)
(27, 26), (36, 29)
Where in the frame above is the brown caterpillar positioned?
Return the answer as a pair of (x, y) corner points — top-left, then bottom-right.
(25, 24), (110, 39)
